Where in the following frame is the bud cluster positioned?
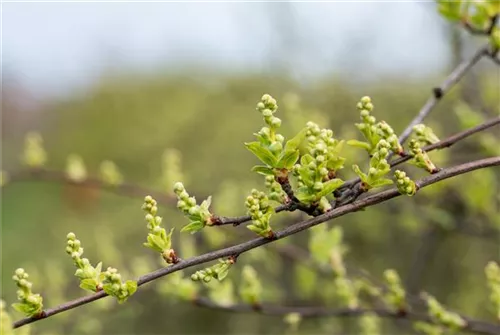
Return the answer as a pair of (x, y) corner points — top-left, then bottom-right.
(423, 293), (467, 329)
(350, 96), (381, 153)
(383, 269), (406, 312)
(413, 124), (440, 145)
(349, 96), (404, 156)
(191, 258), (234, 282)
(409, 140), (439, 173)
(352, 139), (393, 191)
(245, 189), (274, 238)
(174, 182), (213, 234)
(254, 94), (284, 155)
(66, 232), (103, 292)
(394, 170), (417, 196)
(290, 121), (345, 210)
(102, 267), (138, 304)
(264, 175), (287, 203)
(12, 268), (43, 317)
(142, 196), (176, 263)
(377, 121), (404, 155)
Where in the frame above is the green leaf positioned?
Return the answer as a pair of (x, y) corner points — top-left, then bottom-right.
(277, 150), (300, 169)
(370, 178), (394, 188)
(11, 302), (41, 316)
(251, 165), (275, 176)
(201, 196), (212, 210)
(181, 220), (205, 234)
(245, 142), (278, 167)
(295, 186), (316, 203)
(146, 234), (167, 252)
(300, 154), (314, 166)
(297, 167), (313, 186)
(316, 178), (344, 198)
(102, 283), (115, 296)
(125, 280), (138, 296)
(284, 127), (308, 152)
(247, 224), (263, 235)
(352, 165), (368, 183)
(347, 139), (371, 151)
(79, 279), (98, 292)
(95, 262), (103, 276)
(217, 267), (229, 281)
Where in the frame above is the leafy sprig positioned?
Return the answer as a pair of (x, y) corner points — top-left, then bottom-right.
(174, 182), (213, 234)
(142, 196), (177, 264)
(245, 189), (275, 238)
(11, 269), (43, 317)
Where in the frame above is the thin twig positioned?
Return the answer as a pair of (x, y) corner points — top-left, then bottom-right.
(12, 156), (500, 329)
(3, 168), (176, 204)
(398, 44), (490, 144)
(191, 297), (500, 335)
(335, 116), (500, 193)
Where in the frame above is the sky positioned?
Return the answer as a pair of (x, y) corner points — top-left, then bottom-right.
(2, 1), (451, 98)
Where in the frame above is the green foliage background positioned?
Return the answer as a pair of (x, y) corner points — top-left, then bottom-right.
(2, 52), (499, 335)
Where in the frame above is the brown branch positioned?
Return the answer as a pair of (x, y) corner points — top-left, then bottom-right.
(3, 168), (176, 204)
(191, 297), (500, 335)
(12, 156), (500, 330)
(338, 116), (500, 191)
(397, 44), (490, 145)
(216, 116), (500, 226)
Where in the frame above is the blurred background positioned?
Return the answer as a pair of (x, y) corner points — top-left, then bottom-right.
(1, 1), (499, 335)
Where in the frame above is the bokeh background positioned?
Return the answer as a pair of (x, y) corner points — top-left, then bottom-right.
(1, 2), (499, 335)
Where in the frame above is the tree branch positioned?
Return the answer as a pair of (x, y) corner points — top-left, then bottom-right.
(397, 44), (490, 144)
(191, 297), (500, 335)
(3, 168), (175, 204)
(12, 156), (500, 329)
(339, 116), (500, 191)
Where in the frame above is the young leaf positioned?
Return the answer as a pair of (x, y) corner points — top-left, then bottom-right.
(251, 165), (275, 176)
(181, 221), (205, 234)
(316, 178), (344, 198)
(297, 167), (313, 186)
(146, 234), (167, 251)
(80, 279), (99, 292)
(11, 303), (38, 316)
(201, 196), (212, 210)
(125, 280), (138, 296)
(245, 142), (278, 167)
(370, 178), (394, 188)
(347, 139), (371, 151)
(284, 127), (308, 152)
(352, 165), (368, 183)
(217, 267), (229, 281)
(295, 187), (316, 203)
(277, 150), (300, 169)
(300, 154), (314, 166)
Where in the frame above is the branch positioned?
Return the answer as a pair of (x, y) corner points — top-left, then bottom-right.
(398, 44), (490, 144)
(13, 156), (500, 329)
(391, 116), (500, 167)
(215, 116), (500, 226)
(3, 168), (175, 204)
(191, 297), (500, 335)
